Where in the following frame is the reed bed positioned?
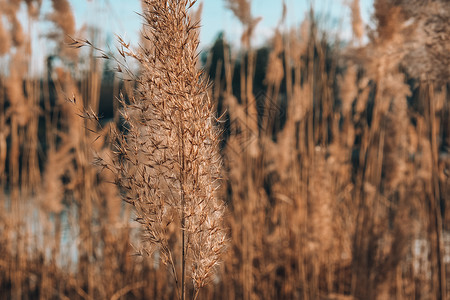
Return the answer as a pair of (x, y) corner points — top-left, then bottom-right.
(0, 0), (449, 299)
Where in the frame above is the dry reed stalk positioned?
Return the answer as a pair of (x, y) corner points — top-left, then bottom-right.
(0, 3), (44, 297)
(48, 3), (117, 296)
(222, 3), (268, 296)
(40, 66), (82, 214)
(94, 128), (122, 224)
(2, 0), (24, 48)
(226, 0), (260, 158)
(0, 77), (8, 186)
(48, 0), (79, 61)
(0, 0), (137, 298)
(91, 1), (226, 298)
(262, 30), (284, 133)
(21, 79), (41, 194)
(222, 5), (351, 297)
(350, 0), (364, 43)
(220, 5), (305, 297)
(0, 9), (11, 55)
(398, 0), (450, 83)
(347, 1), (449, 297)
(39, 145), (73, 213)
(3, 40), (33, 299)
(381, 73), (409, 194)
(1, 0), (42, 198)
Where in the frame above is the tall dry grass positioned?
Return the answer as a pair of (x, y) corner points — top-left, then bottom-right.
(0, 0), (449, 299)
(90, 1), (227, 299)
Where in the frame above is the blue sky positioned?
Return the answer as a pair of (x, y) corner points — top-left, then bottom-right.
(21, 0), (374, 75)
(67, 0), (375, 50)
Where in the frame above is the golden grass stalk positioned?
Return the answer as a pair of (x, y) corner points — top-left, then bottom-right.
(96, 0), (226, 298)
(48, 0), (79, 61)
(0, 11), (11, 55)
(350, 0), (364, 43)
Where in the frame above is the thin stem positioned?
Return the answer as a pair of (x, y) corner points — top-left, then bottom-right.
(180, 123), (186, 300)
(193, 288), (200, 300)
(168, 249), (181, 300)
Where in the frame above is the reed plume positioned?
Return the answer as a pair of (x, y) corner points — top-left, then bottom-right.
(350, 0), (364, 43)
(0, 9), (11, 56)
(97, 0), (226, 298)
(48, 0), (78, 61)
